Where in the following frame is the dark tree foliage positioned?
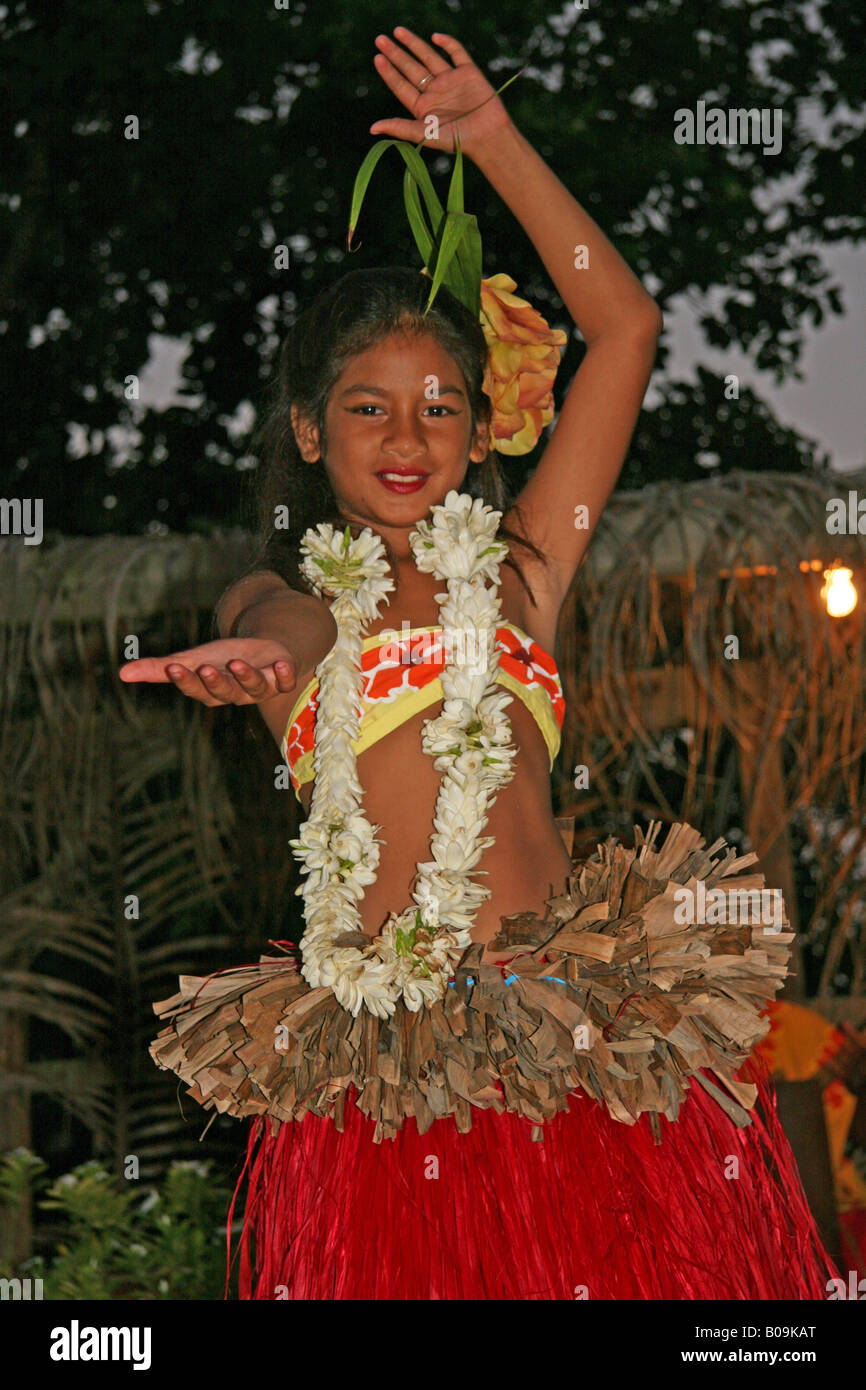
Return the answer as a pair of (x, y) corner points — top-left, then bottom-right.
(2, 0), (862, 534)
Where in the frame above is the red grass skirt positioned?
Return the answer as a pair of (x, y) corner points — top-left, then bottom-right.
(230, 1057), (840, 1300)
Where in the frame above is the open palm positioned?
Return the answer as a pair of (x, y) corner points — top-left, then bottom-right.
(118, 637), (298, 707)
(370, 27), (514, 158)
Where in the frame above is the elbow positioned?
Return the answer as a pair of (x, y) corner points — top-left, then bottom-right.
(638, 300), (664, 337)
(590, 301), (663, 350)
(216, 584), (256, 640)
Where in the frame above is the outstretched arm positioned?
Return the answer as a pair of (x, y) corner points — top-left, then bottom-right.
(118, 572), (336, 728)
(369, 27), (663, 616)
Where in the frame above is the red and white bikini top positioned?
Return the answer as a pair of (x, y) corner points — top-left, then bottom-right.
(281, 621), (566, 800)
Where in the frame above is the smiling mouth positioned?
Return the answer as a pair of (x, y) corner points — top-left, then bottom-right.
(376, 471), (429, 482)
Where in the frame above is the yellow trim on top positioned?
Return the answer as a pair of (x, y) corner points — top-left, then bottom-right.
(497, 670), (561, 766)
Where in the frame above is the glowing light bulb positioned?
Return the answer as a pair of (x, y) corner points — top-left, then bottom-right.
(820, 565), (857, 618)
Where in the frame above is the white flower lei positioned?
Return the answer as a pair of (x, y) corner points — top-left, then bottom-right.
(288, 490), (517, 1019)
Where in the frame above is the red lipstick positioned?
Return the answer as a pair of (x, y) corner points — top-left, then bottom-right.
(375, 468), (430, 494)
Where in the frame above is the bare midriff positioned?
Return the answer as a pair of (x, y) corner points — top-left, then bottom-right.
(292, 563), (573, 965)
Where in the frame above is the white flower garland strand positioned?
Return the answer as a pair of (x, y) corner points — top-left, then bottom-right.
(288, 490), (517, 1018)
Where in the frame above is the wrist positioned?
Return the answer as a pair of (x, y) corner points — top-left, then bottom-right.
(468, 116), (523, 173)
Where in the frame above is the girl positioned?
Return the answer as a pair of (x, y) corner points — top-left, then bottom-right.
(121, 27), (838, 1300)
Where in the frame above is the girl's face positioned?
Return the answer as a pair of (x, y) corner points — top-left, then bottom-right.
(291, 331), (490, 553)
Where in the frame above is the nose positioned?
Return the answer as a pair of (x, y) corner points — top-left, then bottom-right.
(383, 439), (426, 463)
(382, 408), (427, 461)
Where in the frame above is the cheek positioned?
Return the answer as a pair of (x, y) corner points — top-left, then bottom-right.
(320, 417), (357, 466)
(329, 415), (375, 453)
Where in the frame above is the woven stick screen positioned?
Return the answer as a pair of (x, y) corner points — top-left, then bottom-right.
(555, 468), (866, 1002)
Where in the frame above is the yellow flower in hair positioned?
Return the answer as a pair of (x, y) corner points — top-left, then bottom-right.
(480, 274), (568, 455)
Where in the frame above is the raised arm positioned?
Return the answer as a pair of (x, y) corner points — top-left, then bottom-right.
(472, 119), (662, 615)
(368, 27), (663, 619)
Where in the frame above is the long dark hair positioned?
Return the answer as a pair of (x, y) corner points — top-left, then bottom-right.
(239, 265), (548, 600)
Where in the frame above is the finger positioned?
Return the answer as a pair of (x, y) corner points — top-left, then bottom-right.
(392, 25), (452, 75)
(372, 51), (427, 117)
(220, 660), (298, 700)
(272, 660), (298, 694)
(118, 657), (178, 683)
(223, 661), (272, 699)
(243, 660), (298, 697)
(165, 664), (224, 706)
(374, 32), (431, 91)
(119, 650), (218, 682)
(369, 117), (428, 142)
(196, 664), (248, 702)
(430, 32), (475, 67)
